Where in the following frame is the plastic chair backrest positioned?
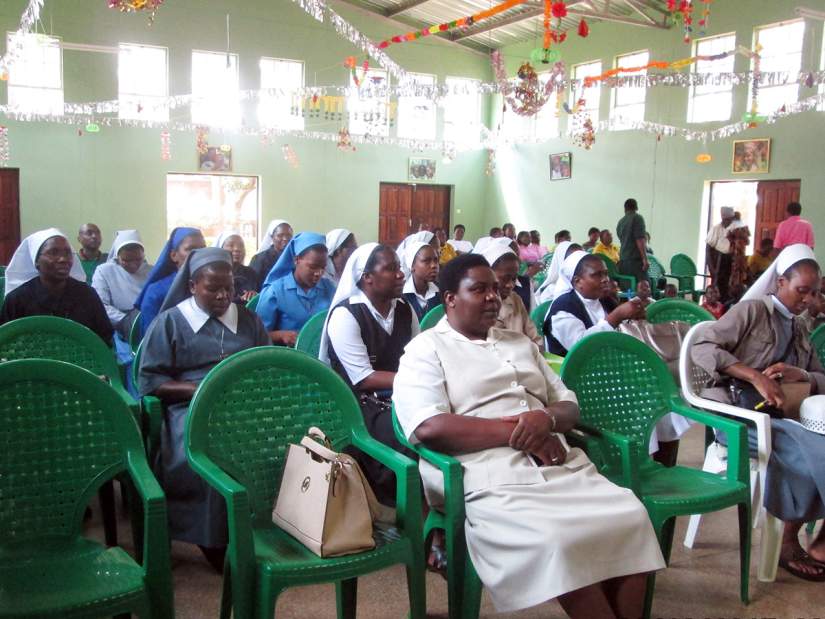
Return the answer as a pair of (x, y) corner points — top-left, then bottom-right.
(679, 321), (717, 402)
(419, 303), (445, 331)
(0, 316), (128, 396)
(647, 255), (666, 282)
(295, 309), (327, 358)
(670, 253), (698, 277)
(132, 339), (144, 391)
(0, 359), (143, 545)
(560, 331), (677, 452)
(245, 294), (260, 311)
(128, 310), (142, 353)
(810, 323), (825, 366)
(647, 298), (715, 325)
(531, 300), (551, 336)
(186, 346), (364, 527)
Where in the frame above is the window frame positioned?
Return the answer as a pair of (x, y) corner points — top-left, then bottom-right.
(687, 32), (737, 124)
(347, 67), (390, 137)
(443, 75), (481, 146)
(570, 60), (602, 126)
(749, 19), (805, 114)
(258, 56), (305, 131)
(191, 49), (241, 128)
(118, 42), (169, 121)
(6, 31), (64, 116)
(610, 49), (649, 127)
(397, 71), (437, 141)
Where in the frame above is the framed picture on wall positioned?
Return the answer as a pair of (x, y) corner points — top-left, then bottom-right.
(549, 152), (572, 180)
(199, 145), (233, 172)
(408, 157), (436, 181)
(732, 138), (770, 174)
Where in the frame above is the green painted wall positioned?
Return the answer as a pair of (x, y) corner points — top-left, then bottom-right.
(488, 0), (825, 266)
(0, 0), (492, 257)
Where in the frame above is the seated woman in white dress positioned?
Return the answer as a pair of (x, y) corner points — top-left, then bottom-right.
(393, 254), (665, 617)
(478, 238), (543, 350)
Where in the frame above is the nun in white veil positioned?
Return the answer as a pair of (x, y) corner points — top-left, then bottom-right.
(249, 219), (293, 287)
(324, 228), (357, 284)
(536, 240), (572, 304)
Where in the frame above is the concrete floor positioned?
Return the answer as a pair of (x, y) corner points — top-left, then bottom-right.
(88, 424), (823, 618)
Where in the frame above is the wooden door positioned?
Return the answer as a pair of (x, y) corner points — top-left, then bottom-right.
(378, 183), (451, 246)
(755, 179), (800, 242)
(0, 169), (20, 264)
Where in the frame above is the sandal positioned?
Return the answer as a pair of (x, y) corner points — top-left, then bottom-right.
(779, 547), (825, 582)
(425, 530), (448, 580)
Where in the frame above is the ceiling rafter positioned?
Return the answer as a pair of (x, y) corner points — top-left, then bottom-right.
(622, 0), (657, 25)
(385, 0), (433, 17)
(450, 0), (590, 42)
(566, 7), (669, 29)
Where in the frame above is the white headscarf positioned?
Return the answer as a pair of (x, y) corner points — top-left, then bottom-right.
(480, 238), (517, 269)
(401, 241), (429, 280)
(396, 232), (434, 278)
(741, 243), (817, 302)
(107, 229), (144, 262)
(536, 240), (572, 301)
(319, 242), (380, 365)
(554, 250), (589, 297)
(325, 228), (354, 281)
(5, 228), (87, 295)
(473, 236), (494, 255)
(259, 219), (288, 253)
(214, 230), (242, 249)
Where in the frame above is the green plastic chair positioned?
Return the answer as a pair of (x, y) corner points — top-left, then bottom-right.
(245, 293), (260, 311)
(599, 254), (637, 292)
(186, 347), (426, 619)
(420, 303), (445, 331)
(647, 255), (669, 298)
(646, 299), (715, 325)
(810, 323), (825, 366)
(530, 300), (552, 336)
(560, 332), (751, 615)
(668, 253), (710, 301)
(0, 359), (173, 619)
(295, 309), (328, 358)
(391, 406), (482, 619)
(129, 310), (143, 353)
(132, 340), (163, 464)
(0, 315), (142, 547)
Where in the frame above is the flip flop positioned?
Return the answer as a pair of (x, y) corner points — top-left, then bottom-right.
(427, 544), (448, 580)
(779, 548), (825, 582)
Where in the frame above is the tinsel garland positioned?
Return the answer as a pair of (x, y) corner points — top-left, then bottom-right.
(0, 0), (45, 79)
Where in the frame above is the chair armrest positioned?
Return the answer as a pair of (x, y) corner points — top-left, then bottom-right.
(350, 429), (423, 537)
(573, 422), (641, 496)
(669, 398), (749, 485)
(141, 395), (163, 459)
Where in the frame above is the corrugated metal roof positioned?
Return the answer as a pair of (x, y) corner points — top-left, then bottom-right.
(340, 0), (671, 52)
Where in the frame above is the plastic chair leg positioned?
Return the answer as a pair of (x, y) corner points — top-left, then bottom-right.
(738, 502), (751, 604)
(257, 579), (281, 619)
(758, 513), (784, 582)
(642, 571), (656, 619)
(405, 556), (427, 619)
(335, 578), (357, 619)
(219, 562), (232, 619)
(684, 446), (726, 549)
(445, 524), (466, 619)
(461, 551), (483, 619)
(99, 479), (118, 546)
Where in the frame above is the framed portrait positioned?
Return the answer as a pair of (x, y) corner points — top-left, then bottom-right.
(199, 145), (233, 172)
(549, 152), (572, 180)
(408, 157), (436, 181)
(732, 138), (770, 174)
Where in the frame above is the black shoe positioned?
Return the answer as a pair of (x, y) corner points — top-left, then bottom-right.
(198, 545), (226, 573)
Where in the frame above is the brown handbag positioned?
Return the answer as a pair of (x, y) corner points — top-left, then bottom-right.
(272, 427), (393, 558)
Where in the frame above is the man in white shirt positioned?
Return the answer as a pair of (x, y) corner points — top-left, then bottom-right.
(447, 224), (474, 255)
(705, 206), (736, 302)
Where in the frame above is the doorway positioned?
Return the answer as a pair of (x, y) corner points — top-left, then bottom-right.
(0, 168), (20, 265)
(378, 182), (451, 247)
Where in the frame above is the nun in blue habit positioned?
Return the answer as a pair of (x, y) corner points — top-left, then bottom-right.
(137, 247), (270, 570)
(255, 231), (336, 346)
(134, 226), (205, 335)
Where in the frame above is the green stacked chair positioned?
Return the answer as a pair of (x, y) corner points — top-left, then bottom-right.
(646, 255), (669, 298)
(530, 300), (551, 336)
(186, 347), (426, 619)
(0, 315), (143, 547)
(0, 359), (173, 618)
(128, 310), (142, 353)
(560, 332), (751, 615)
(132, 340), (163, 465)
(646, 298), (715, 325)
(295, 309), (328, 358)
(245, 293), (260, 311)
(599, 254), (636, 292)
(668, 253), (710, 301)
(391, 406), (482, 619)
(810, 323), (825, 365)
(420, 303), (445, 331)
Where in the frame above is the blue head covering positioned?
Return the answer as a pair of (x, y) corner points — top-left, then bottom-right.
(134, 226), (201, 308)
(262, 232), (327, 288)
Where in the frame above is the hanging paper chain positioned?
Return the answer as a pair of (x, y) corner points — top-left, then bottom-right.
(160, 130), (171, 160)
(281, 144), (300, 168)
(377, 0), (527, 50)
(344, 56), (370, 88)
(492, 51), (565, 117)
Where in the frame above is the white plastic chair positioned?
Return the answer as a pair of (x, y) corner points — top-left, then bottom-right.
(679, 321), (784, 582)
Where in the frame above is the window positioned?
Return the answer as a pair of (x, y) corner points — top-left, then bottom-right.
(397, 72), (436, 140)
(535, 73), (561, 139)
(751, 21), (805, 114)
(570, 61), (602, 125)
(259, 57), (304, 131)
(167, 173), (260, 254)
(443, 76), (481, 146)
(348, 68), (389, 136)
(6, 32), (63, 115)
(688, 33), (736, 123)
(191, 50), (240, 127)
(611, 50), (648, 126)
(118, 43), (168, 121)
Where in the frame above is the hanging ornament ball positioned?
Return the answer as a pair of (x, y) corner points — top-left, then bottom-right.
(578, 19), (589, 37)
(696, 153), (712, 164)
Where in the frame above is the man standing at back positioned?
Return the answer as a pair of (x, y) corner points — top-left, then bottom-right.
(616, 198), (649, 284)
(705, 206), (735, 302)
(77, 223), (108, 284)
(773, 201), (815, 253)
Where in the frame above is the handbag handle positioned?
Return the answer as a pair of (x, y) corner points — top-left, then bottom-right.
(300, 428), (339, 462)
